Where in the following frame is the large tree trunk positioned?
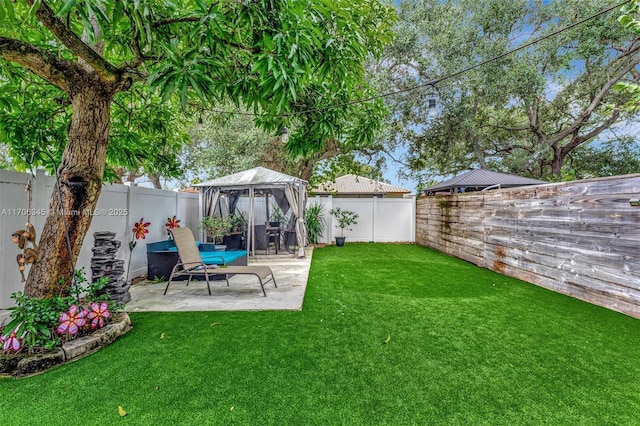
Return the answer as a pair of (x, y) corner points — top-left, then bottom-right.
(551, 144), (564, 178)
(25, 85), (113, 298)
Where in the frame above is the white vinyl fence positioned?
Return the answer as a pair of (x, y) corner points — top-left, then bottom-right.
(230, 194), (416, 244)
(0, 170), (199, 322)
(308, 195), (416, 244)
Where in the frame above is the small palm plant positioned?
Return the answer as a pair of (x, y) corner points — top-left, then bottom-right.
(306, 203), (326, 244)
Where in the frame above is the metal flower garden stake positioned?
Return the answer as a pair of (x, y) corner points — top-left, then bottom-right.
(126, 218), (150, 284)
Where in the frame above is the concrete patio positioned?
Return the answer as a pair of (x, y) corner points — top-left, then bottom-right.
(124, 247), (313, 312)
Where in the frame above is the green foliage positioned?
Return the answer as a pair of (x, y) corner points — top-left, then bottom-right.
(381, 0), (640, 181)
(181, 110), (273, 185)
(566, 138), (640, 179)
(229, 212), (246, 233)
(3, 291), (74, 351)
(0, 143), (13, 170)
(0, 0), (396, 183)
(269, 206), (285, 224)
(199, 216), (233, 243)
(1, 269), (119, 353)
(308, 152), (387, 190)
(306, 203), (326, 244)
(329, 207), (358, 237)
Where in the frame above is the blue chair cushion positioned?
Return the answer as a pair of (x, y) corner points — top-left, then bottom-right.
(201, 250), (247, 265)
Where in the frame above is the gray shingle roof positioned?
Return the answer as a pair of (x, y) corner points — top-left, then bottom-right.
(313, 174), (410, 195)
(423, 169), (546, 194)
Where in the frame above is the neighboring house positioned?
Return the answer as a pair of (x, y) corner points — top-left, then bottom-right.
(311, 174), (412, 198)
(422, 169), (546, 196)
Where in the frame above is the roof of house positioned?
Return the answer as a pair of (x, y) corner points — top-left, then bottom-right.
(312, 174), (411, 195)
(423, 169), (546, 194)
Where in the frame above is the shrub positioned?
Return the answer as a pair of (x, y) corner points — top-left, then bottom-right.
(0, 269), (120, 355)
(306, 203), (326, 244)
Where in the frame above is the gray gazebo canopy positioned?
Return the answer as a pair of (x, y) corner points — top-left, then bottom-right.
(195, 167), (308, 257)
(422, 169), (546, 196)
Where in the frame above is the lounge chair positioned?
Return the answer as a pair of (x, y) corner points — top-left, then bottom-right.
(164, 227), (277, 296)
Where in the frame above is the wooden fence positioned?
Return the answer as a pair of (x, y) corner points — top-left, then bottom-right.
(416, 174), (640, 318)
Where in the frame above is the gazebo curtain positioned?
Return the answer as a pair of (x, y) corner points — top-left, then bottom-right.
(285, 184), (308, 258)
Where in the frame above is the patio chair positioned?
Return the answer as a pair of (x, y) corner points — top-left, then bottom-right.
(164, 227), (277, 296)
(266, 225), (280, 254)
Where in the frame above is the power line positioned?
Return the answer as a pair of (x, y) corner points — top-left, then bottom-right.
(204, 0), (633, 119)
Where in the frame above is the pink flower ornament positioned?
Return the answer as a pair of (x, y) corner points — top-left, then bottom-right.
(57, 305), (88, 335)
(87, 302), (111, 329)
(2, 325), (24, 353)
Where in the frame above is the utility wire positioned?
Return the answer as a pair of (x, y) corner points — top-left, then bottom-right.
(204, 0), (633, 118)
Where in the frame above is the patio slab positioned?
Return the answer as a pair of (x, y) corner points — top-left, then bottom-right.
(124, 247), (313, 312)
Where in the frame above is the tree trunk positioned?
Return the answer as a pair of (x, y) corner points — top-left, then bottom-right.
(25, 85), (113, 298)
(551, 145), (564, 178)
(148, 173), (162, 189)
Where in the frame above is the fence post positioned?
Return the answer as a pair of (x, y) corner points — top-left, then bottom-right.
(372, 196), (378, 242)
(326, 195), (333, 244)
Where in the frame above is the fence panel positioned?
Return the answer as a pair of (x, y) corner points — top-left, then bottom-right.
(308, 196), (415, 244)
(416, 174), (640, 318)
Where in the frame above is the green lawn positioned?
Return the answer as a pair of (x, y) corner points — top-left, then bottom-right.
(1, 243), (640, 425)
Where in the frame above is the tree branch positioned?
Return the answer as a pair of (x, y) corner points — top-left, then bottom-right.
(0, 37), (77, 93)
(26, 0), (119, 83)
(520, 47), (640, 172)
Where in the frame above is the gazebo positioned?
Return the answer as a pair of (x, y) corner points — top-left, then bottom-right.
(195, 167), (308, 258)
(422, 169), (546, 196)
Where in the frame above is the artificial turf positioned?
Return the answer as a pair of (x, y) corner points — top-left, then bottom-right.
(1, 243), (639, 424)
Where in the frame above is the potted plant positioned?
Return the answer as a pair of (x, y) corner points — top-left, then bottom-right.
(199, 216), (233, 251)
(329, 207), (358, 247)
(269, 205), (286, 227)
(224, 212), (246, 250)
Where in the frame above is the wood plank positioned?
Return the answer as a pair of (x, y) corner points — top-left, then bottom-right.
(417, 174), (640, 317)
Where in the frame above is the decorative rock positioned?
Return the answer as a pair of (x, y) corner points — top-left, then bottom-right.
(15, 350), (65, 377)
(0, 353), (25, 374)
(62, 335), (102, 360)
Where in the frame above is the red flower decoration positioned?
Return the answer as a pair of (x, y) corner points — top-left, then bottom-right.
(57, 305), (88, 335)
(2, 325), (24, 353)
(165, 216), (181, 230)
(132, 218), (150, 240)
(87, 302), (111, 329)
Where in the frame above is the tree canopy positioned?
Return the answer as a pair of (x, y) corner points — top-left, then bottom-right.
(0, 0), (395, 296)
(378, 0), (640, 183)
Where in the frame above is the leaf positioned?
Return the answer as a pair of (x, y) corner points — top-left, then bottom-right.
(118, 406), (128, 417)
(210, 323), (220, 327)
(384, 335), (391, 344)
(160, 332), (165, 339)
(28, 0), (41, 17)
(57, 0), (76, 16)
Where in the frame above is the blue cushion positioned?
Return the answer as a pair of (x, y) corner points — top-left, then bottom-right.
(201, 250), (247, 265)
